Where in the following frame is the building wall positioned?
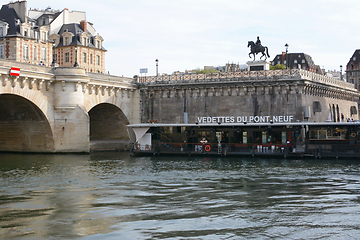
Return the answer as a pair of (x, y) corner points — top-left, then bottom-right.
(139, 71), (360, 124)
(0, 37), (53, 66)
(55, 46), (105, 73)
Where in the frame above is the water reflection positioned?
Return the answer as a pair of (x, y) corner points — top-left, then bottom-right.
(0, 153), (360, 239)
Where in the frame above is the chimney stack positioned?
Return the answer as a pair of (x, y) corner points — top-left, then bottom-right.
(80, 20), (87, 33)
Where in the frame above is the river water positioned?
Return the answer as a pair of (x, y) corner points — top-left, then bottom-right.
(0, 152), (360, 239)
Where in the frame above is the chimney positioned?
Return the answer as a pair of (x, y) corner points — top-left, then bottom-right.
(282, 52), (286, 63)
(80, 20), (87, 33)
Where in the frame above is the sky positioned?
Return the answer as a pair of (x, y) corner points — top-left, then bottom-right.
(27, 0), (360, 78)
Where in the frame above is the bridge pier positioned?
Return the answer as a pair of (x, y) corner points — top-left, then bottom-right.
(51, 68), (90, 153)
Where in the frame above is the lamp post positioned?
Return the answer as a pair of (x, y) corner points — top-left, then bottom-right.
(340, 65), (343, 81)
(155, 59), (159, 76)
(73, 45), (79, 67)
(285, 43), (289, 69)
(51, 41), (57, 67)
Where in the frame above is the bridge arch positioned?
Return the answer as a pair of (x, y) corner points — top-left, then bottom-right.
(88, 102), (132, 151)
(0, 94), (54, 152)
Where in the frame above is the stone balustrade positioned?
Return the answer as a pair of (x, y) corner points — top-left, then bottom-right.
(138, 69), (354, 91)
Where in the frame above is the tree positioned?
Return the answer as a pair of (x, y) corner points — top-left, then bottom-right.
(194, 68), (219, 74)
(270, 64), (286, 70)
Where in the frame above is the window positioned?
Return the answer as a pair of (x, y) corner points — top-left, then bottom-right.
(284, 60), (287, 64)
(90, 53), (93, 64)
(302, 59), (305, 63)
(24, 29), (28, 37)
(281, 132), (286, 144)
(33, 46), (37, 60)
(65, 52), (69, 62)
(0, 28), (3, 37)
(65, 37), (69, 45)
(42, 32), (47, 41)
(96, 55), (100, 65)
(262, 132), (267, 144)
(164, 127), (173, 134)
(0, 45), (3, 58)
(41, 47), (46, 61)
(97, 40), (101, 48)
(242, 132), (247, 144)
(294, 59), (297, 64)
(82, 52), (86, 63)
(23, 45), (29, 59)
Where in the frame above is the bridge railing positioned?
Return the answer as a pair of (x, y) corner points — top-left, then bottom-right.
(137, 69), (354, 90)
(88, 72), (134, 85)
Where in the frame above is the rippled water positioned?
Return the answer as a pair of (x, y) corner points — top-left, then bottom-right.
(0, 153), (360, 239)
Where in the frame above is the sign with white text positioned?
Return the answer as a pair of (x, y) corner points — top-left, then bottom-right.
(197, 115), (294, 124)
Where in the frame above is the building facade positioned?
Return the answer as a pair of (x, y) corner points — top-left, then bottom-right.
(346, 49), (360, 90)
(0, 1), (106, 72)
(0, 1), (53, 66)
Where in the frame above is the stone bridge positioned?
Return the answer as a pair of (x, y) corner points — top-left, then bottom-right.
(0, 60), (139, 153)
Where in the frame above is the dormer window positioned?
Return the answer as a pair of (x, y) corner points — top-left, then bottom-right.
(65, 37), (69, 45)
(0, 28), (3, 37)
(83, 37), (86, 46)
(97, 40), (101, 49)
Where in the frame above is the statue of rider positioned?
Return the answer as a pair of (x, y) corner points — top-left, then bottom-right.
(255, 36), (262, 51)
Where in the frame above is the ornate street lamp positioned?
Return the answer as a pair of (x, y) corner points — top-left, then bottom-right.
(74, 45), (79, 67)
(155, 59), (159, 76)
(285, 43), (289, 69)
(340, 65), (343, 81)
(50, 41), (59, 67)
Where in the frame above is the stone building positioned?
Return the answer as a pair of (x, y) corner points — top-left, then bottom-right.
(271, 53), (318, 73)
(138, 69), (360, 124)
(346, 49), (360, 90)
(0, 1), (106, 72)
(0, 1), (53, 66)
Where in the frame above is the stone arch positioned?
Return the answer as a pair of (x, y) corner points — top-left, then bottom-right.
(0, 87), (53, 123)
(88, 103), (130, 140)
(0, 94), (54, 152)
(88, 102), (132, 151)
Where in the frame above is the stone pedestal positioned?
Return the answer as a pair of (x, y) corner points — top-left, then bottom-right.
(247, 60), (270, 71)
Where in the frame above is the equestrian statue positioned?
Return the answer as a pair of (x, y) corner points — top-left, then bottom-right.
(247, 36), (270, 61)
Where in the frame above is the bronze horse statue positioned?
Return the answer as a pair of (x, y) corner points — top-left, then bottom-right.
(247, 41), (270, 61)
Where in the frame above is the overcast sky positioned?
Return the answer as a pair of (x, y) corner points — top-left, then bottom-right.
(28, 0), (359, 77)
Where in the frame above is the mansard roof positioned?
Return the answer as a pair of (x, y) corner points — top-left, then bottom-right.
(0, 5), (21, 36)
(56, 23), (106, 50)
(272, 52), (316, 68)
(346, 49), (360, 69)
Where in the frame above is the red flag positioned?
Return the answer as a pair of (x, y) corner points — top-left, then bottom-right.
(10, 67), (20, 76)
